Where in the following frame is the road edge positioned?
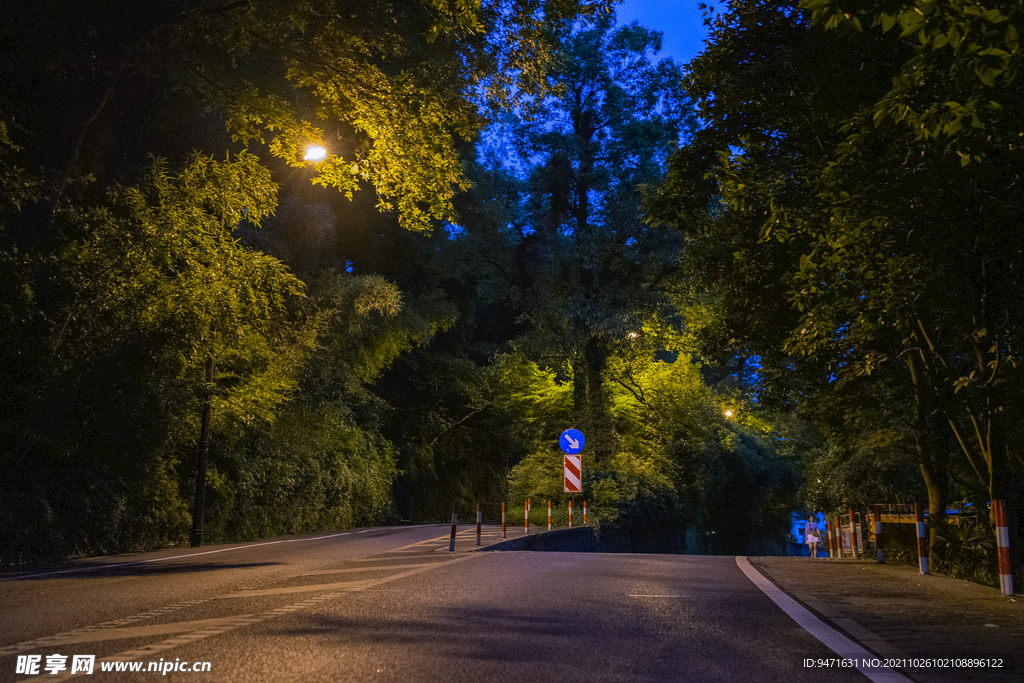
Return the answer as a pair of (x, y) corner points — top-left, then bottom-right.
(736, 556), (914, 683)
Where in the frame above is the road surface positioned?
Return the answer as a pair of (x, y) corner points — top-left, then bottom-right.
(2, 525), (871, 682)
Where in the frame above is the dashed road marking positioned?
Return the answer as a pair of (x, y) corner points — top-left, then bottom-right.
(15, 554), (481, 683)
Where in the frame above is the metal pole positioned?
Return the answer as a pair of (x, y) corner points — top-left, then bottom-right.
(874, 504), (884, 563)
(502, 501), (506, 538)
(849, 508), (859, 559)
(476, 503), (482, 546)
(449, 501), (457, 552)
(915, 501), (929, 574)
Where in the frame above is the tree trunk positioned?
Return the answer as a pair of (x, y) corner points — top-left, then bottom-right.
(904, 352), (946, 567)
(190, 355), (214, 548)
(585, 336), (614, 465)
(571, 336), (615, 467)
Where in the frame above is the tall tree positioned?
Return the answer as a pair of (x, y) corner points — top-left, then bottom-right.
(498, 14), (696, 462)
(657, 0), (1023, 570)
(795, 0), (1024, 575)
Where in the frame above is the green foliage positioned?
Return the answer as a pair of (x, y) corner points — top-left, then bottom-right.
(501, 349), (800, 551)
(72, 153), (307, 434)
(2, 6), (807, 562)
(482, 13), (698, 463)
(659, 1), (1024, 573)
(208, 400), (398, 541)
(802, 0), (1023, 163)
(931, 513), (998, 587)
(152, 0), (614, 231)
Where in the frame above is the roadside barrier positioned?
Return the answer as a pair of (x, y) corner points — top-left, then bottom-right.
(995, 499), (1013, 595)
(525, 498), (530, 534)
(915, 501), (928, 574)
(548, 500), (552, 530)
(568, 499), (572, 527)
(583, 500), (587, 524)
(873, 504), (884, 564)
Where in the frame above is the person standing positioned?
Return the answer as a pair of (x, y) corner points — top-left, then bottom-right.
(805, 516), (821, 558)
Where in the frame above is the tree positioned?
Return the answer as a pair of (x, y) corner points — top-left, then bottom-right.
(1, 0), (623, 557)
(1, 0), (616, 237)
(496, 14), (696, 462)
(657, 0), (1023, 572)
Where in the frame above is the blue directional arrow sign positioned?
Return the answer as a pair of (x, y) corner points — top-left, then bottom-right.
(559, 428), (585, 455)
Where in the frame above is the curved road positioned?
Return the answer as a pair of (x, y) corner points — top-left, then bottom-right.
(2, 525), (870, 682)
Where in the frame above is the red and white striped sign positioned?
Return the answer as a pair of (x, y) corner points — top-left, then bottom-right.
(564, 455), (581, 493)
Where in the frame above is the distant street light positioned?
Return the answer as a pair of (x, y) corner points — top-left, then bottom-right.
(724, 410), (733, 418)
(304, 145), (327, 161)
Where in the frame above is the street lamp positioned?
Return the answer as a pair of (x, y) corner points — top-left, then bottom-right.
(724, 410), (733, 418)
(304, 145), (326, 161)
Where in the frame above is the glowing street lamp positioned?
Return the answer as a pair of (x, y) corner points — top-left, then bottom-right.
(304, 145), (327, 161)
(724, 410), (733, 419)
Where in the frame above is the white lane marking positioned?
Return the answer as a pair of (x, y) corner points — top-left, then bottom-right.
(219, 579), (376, 598)
(735, 556), (912, 683)
(222, 557), (469, 598)
(1, 525), (447, 581)
(14, 553), (480, 683)
(11, 615), (258, 646)
(0, 597), (214, 657)
(629, 594), (685, 598)
(301, 563), (436, 575)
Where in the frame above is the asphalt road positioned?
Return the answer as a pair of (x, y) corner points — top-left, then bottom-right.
(2, 525), (871, 682)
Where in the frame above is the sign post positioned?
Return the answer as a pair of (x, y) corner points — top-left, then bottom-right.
(560, 428), (585, 494)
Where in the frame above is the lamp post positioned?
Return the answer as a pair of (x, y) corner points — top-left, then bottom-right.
(191, 145), (326, 548)
(190, 355), (214, 547)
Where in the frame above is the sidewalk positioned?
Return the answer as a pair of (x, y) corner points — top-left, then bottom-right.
(748, 556), (1024, 683)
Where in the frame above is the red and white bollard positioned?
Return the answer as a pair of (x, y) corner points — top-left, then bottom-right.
(583, 500), (587, 525)
(874, 504), (884, 564)
(525, 499), (530, 534)
(568, 500), (572, 527)
(995, 499), (1013, 595)
(915, 501), (929, 575)
(476, 502), (482, 546)
(548, 500), (552, 530)
(849, 508), (860, 559)
(502, 502), (506, 539)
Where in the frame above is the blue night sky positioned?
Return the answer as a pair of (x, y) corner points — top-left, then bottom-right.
(614, 0), (713, 65)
